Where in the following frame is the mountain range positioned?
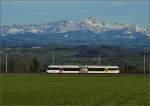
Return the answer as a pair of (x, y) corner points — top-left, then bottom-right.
(0, 17), (150, 49)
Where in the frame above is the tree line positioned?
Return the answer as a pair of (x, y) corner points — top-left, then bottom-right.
(0, 53), (41, 73)
(0, 46), (149, 74)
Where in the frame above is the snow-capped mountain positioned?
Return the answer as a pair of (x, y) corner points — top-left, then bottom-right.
(0, 17), (150, 48)
(1, 17), (149, 36)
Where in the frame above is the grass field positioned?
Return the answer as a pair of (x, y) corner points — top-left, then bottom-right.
(0, 74), (150, 106)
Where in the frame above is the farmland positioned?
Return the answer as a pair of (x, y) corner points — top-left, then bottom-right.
(0, 74), (149, 106)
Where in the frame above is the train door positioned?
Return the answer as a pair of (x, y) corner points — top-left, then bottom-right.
(80, 67), (88, 73)
(104, 68), (109, 73)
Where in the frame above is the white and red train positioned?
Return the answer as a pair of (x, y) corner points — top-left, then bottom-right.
(46, 65), (119, 74)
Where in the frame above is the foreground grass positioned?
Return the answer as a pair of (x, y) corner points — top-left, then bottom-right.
(0, 74), (149, 106)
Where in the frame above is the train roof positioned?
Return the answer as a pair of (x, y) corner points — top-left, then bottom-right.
(84, 65), (119, 68)
(48, 65), (80, 68)
(48, 65), (119, 68)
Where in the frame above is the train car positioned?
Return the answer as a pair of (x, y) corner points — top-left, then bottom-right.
(87, 66), (119, 73)
(46, 65), (119, 74)
(46, 65), (80, 73)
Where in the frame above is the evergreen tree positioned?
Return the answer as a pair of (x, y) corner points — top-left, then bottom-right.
(30, 57), (40, 73)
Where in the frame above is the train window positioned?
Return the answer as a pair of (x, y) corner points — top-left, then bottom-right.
(88, 68), (105, 71)
(47, 68), (60, 70)
(100, 68), (105, 71)
(108, 68), (119, 70)
(63, 68), (80, 71)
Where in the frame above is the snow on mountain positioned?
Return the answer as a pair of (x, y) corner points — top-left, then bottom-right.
(0, 17), (149, 37)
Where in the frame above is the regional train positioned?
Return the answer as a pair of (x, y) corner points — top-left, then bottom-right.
(46, 65), (119, 74)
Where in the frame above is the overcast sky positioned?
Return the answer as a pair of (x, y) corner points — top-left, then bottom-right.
(1, 0), (149, 27)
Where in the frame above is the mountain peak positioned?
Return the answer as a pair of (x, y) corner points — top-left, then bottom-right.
(0, 17), (149, 37)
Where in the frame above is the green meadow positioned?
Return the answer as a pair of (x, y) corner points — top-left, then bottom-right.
(0, 74), (149, 106)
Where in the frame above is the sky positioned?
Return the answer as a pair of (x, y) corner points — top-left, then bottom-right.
(1, 0), (149, 27)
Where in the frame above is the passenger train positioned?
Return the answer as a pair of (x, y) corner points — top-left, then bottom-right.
(46, 65), (119, 74)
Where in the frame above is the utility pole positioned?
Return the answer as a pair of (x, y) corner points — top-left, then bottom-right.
(149, 51), (150, 74)
(5, 52), (8, 73)
(0, 51), (1, 73)
(52, 49), (55, 65)
(53, 52), (55, 65)
(98, 52), (101, 65)
(144, 54), (146, 74)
